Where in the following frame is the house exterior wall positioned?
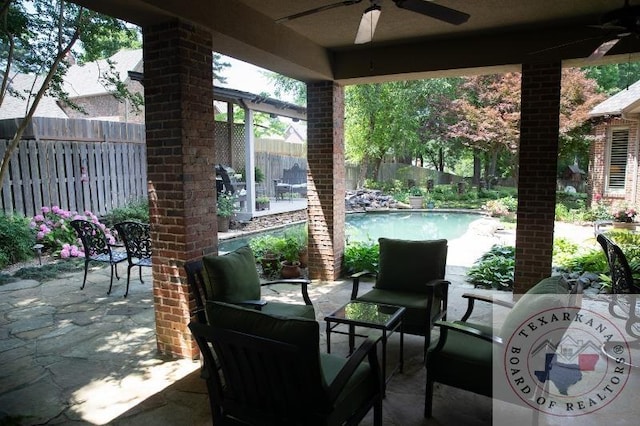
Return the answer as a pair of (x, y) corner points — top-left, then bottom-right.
(61, 80), (145, 124)
(589, 117), (640, 210)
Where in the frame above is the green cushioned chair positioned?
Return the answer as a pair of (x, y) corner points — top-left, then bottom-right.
(350, 238), (450, 356)
(184, 245), (315, 322)
(189, 302), (383, 426)
(424, 275), (583, 418)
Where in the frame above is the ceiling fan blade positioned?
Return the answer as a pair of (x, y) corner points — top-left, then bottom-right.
(276, 0), (363, 24)
(355, 4), (382, 44)
(393, 0), (469, 25)
(589, 38), (621, 60)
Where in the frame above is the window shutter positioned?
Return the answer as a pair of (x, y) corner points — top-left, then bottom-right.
(608, 129), (629, 190)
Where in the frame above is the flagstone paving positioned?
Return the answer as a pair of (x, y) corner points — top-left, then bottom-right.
(0, 220), (596, 425)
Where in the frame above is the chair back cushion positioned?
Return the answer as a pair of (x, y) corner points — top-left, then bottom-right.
(202, 246), (261, 303)
(499, 275), (574, 340)
(375, 238), (448, 293)
(207, 301), (320, 353)
(197, 302), (329, 423)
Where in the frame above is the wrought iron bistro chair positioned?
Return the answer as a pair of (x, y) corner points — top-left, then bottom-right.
(114, 221), (152, 297)
(189, 302), (383, 426)
(597, 233), (640, 338)
(70, 219), (128, 295)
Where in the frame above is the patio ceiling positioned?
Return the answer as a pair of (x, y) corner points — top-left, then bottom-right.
(75, 0), (640, 83)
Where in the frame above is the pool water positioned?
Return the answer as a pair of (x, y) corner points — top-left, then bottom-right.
(219, 211), (481, 253)
(345, 211), (481, 243)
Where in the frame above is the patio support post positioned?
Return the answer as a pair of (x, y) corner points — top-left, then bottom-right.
(143, 20), (216, 358)
(514, 62), (561, 293)
(240, 107), (256, 220)
(306, 81), (345, 280)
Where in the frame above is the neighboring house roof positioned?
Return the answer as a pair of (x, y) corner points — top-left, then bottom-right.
(589, 79), (640, 118)
(0, 73), (68, 120)
(0, 49), (143, 120)
(63, 49), (143, 99)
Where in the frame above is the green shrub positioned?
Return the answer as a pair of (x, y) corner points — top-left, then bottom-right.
(0, 214), (35, 268)
(102, 199), (149, 227)
(466, 245), (515, 290)
(344, 240), (379, 274)
(249, 234), (285, 262)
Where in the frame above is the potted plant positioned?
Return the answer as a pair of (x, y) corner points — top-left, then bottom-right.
(408, 186), (424, 209)
(216, 191), (236, 232)
(249, 235), (282, 277)
(612, 206), (637, 230)
(255, 196), (270, 211)
(285, 225), (308, 268)
(276, 235), (302, 278)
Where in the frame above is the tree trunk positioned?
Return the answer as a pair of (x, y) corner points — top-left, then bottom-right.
(473, 151), (481, 186)
(438, 147), (444, 172)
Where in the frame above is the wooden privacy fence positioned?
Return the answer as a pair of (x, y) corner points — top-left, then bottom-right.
(0, 117), (147, 218)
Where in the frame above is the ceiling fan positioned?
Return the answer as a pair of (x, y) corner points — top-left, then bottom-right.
(275, 0), (470, 45)
(588, 0), (640, 59)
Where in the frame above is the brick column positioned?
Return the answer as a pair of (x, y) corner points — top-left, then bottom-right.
(515, 62), (561, 293)
(306, 82), (345, 280)
(143, 21), (216, 358)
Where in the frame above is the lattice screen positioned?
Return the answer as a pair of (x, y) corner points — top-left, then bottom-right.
(214, 121), (245, 172)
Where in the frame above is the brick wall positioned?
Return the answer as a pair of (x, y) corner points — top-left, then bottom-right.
(514, 62), (561, 293)
(589, 118), (640, 209)
(143, 20), (216, 358)
(306, 81), (345, 280)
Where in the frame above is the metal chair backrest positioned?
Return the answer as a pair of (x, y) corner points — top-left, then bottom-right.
(70, 219), (110, 257)
(596, 233), (639, 294)
(114, 221), (152, 261)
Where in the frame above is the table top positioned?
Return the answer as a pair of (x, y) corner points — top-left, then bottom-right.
(325, 300), (405, 329)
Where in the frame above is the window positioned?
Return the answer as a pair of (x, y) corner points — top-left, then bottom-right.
(606, 128), (629, 193)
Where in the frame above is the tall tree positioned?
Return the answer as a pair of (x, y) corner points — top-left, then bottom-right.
(345, 81), (420, 181)
(0, 0), (138, 186)
(448, 69), (604, 184)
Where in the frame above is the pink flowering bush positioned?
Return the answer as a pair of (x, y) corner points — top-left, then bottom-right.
(30, 206), (115, 258)
(613, 207), (637, 223)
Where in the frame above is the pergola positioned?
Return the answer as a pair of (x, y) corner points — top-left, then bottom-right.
(73, 0), (640, 358)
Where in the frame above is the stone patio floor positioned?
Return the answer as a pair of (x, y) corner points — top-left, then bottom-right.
(0, 220), (599, 425)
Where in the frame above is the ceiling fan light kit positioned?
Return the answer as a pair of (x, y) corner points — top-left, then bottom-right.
(355, 3), (382, 44)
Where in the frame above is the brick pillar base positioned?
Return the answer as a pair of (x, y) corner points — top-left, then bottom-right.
(143, 20), (216, 358)
(307, 82), (345, 280)
(515, 62), (561, 293)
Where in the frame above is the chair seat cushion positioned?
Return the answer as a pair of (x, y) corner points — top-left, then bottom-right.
(262, 301), (316, 320)
(427, 327), (493, 397)
(202, 246), (261, 303)
(356, 288), (435, 336)
(320, 353), (377, 425)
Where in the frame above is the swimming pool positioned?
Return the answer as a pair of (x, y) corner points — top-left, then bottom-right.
(345, 211), (482, 243)
(219, 211), (482, 253)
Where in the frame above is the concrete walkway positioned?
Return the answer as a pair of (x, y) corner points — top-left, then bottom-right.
(0, 220), (597, 425)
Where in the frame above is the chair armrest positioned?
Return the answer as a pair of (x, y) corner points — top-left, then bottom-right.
(262, 279), (312, 306)
(350, 270), (377, 300)
(326, 337), (381, 404)
(236, 300), (268, 310)
(432, 320), (503, 354)
(460, 293), (514, 321)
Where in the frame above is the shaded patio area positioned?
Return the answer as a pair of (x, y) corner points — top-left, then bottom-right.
(0, 221), (598, 425)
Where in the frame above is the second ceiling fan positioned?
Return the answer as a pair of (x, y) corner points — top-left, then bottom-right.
(276, 0), (470, 44)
